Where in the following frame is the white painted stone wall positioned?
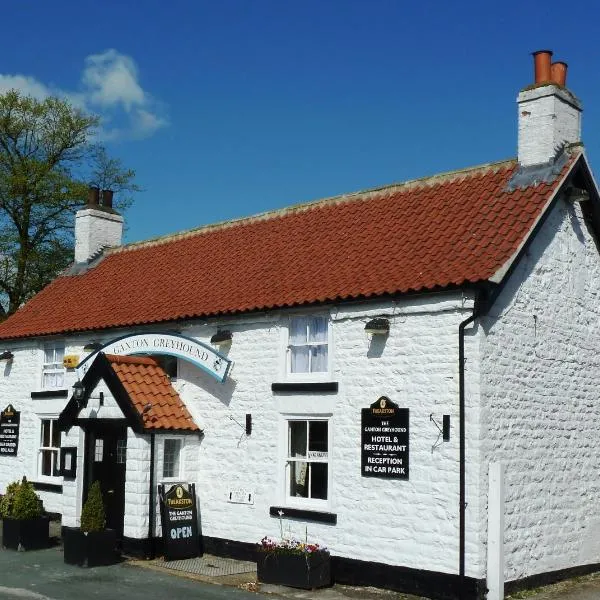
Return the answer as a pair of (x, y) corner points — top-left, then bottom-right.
(0, 293), (482, 579)
(74, 207), (123, 263)
(517, 85), (582, 166)
(481, 194), (600, 583)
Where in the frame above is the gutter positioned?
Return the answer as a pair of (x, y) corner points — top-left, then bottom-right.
(458, 297), (480, 600)
(148, 433), (156, 559)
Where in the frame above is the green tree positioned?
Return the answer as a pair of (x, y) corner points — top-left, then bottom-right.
(80, 481), (106, 532)
(0, 90), (140, 319)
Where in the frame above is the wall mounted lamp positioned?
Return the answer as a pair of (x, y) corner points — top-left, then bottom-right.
(364, 318), (390, 336)
(83, 342), (103, 352)
(210, 330), (233, 347)
(72, 380), (86, 409)
(0, 350), (14, 361)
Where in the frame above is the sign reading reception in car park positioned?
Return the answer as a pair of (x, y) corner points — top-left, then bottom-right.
(361, 396), (409, 480)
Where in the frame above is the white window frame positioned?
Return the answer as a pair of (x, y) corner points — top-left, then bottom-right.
(41, 341), (66, 390)
(160, 436), (185, 483)
(283, 314), (332, 381)
(280, 415), (332, 511)
(35, 415), (62, 484)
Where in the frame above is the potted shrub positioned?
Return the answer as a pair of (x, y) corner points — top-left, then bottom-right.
(256, 535), (331, 589)
(1, 477), (49, 551)
(63, 481), (119, 567)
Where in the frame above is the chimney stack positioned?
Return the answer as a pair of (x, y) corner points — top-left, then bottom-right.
(517, 51), (582, 167)
(74, 187), (123, 263)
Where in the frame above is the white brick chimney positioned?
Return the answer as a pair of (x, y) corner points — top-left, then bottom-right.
(75, 188), (123, 263)
(517, 50), (582, 167)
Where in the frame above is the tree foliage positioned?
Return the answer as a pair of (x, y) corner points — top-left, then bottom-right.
(0, 90), (140, 318)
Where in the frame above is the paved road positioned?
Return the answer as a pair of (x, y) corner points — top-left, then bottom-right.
(0, 546), (262, 600)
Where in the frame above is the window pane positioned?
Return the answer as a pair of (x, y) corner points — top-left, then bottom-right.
(310, 345), (328, 372)
(289, 461), (308, 497)
(94, 439), (104, 462)
(310, 463), (328, 499)
(41, 420), (50, 447)
(116, 439), (127, 464)
(163, 439), (182, 478)
(289, 317), (308, 344)
(55, 372), (65, 388)
(288, 421), (307, 458)
(44, 347), (54, 364)
(51, 421), (60, 448)
(51, 451), (59, 477)
(308, 317), (327, 343)
(290, 346), (310, 373)
(308, 421), (328, 453)
(55, 346), (64, 363)
(41, 450), (52, 476)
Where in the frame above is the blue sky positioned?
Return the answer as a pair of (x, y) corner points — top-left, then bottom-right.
(3, 0), (600, 242)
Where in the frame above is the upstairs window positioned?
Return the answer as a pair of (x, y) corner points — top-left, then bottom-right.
(42, 342), (65, 389)
(288, 316), (328, 374)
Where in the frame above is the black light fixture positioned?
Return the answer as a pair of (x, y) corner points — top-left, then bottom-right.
(0, 350), (14, 361)
(72, 380), (86, 408)
(83, 342), (102, 352)
(364, 318), (390, 336)
(210, 330), (233, 347)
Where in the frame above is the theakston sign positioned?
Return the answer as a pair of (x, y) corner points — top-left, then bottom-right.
(77, 332), (233, 383)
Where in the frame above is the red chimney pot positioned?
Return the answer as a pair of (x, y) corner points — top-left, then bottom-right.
(551, 61), (568, 87)
(532, 50), (553, 84)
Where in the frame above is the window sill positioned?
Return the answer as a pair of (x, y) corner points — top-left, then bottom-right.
(31, 480), (63, 493)
(31, 389), (69, 399)
(269, 505), (337, 525)
(272, 382), (338, 393)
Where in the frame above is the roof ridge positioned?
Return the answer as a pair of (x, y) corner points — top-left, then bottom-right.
(109, 157), (517, 255)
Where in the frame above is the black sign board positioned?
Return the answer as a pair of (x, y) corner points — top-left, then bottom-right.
(0, 404), (20, 456)
(159, 483), (199, 561)
(361, 396), (409, 479)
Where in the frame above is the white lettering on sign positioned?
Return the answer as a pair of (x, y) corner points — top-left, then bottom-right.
(170, 526), (193, 539)
(77, 333), (233, 383)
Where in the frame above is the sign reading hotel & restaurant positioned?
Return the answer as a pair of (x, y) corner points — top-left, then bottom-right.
(0, 404), (20, 456)
(361, 396), (409, 480)
(159, 483), (200, 561)
(77, 332), (233, 383)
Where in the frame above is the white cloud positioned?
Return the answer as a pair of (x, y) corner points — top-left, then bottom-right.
(0, 75), (52, 100)
(83, 49), (146, 111)
(0, 50), (167, 141)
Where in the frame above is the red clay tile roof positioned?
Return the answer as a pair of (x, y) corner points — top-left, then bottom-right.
(106, 354), (199, 432)
(0, 152), (579, 340)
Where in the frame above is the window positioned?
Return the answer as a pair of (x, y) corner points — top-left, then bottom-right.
(163, 438), (182, 478)
(42, 342), (65, 389)
(288, 316), (328, 374)
(286, 420), (329, 502)
(39, 419), (61, 478)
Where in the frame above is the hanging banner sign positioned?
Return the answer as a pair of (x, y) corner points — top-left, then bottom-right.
(158, 483), (200, 561)
(0, 404), (20, 456)
(361, 396), (409, 480)
(77, 332), (233, 383)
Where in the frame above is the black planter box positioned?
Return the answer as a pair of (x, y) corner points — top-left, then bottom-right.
(257, 551), (331, 589)
(2, 516), (50, 551)
(63, 527), (119, 567)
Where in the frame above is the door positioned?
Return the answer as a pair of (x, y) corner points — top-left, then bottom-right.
(85, 424), (127, 538)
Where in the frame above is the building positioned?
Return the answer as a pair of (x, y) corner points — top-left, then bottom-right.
(0, 51), (598, 600)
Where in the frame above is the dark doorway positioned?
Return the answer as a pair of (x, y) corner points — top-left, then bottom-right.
(83, 422), (128, 539)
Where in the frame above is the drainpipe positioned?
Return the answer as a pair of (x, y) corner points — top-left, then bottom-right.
(148, 433), (156, 559)
(458, 300), (479, 600)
